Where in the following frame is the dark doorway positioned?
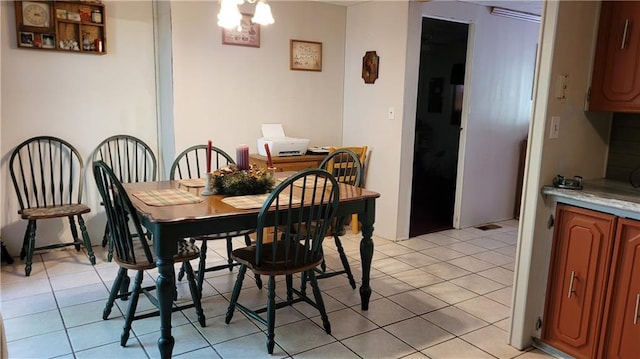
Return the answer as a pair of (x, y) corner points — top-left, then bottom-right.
(410, 18), (469, 237)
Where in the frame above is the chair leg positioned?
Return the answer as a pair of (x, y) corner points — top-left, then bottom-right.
(244, 234), (262, 289)
(334, 236), (356, 289)
(300, 271), (308, 297)
(24, 220), (37, 276)
(121, 270), (143, 347)
(20, 225), (29, 260)
(103, 267), (126, 319)
(225, 265), (247, 324)
(101, 223), (109, 247)
(183, 261), (206, 327)
(266, 275), (276, 354)
(226, 237), (233, 271)
(77, 215), (96, 265)
(285, 274), (293, 303)
(68, 216), (81, 251)
(119, 269), (130, 300)
(196, 241), (208, 296)
(308, 270), (331, 334)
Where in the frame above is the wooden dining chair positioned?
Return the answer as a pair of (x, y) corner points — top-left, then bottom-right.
(329, 146), (368, 233)
(9, 136), (96, 276)
(170, 144), (261, 292)
(93, 160), (205, 346)
(225, 169), (340, 354)
(92, 134), (157, 261)
(316, 148), (365, 289)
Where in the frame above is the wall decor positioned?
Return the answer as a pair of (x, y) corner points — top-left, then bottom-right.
(21, 1), (51, 29)
(290, 39), (322, 71)
(362, 51), (379, 83)
(14, 1), (107, 54)
(19, 32), (34, 47)
(222, 13), (260, 47)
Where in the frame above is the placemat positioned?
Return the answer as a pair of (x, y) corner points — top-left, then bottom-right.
(178, 178), (206, 188)
(222, 193), (302, 210)
(132, 189), (204, 206)
(276, 177), (333, 188)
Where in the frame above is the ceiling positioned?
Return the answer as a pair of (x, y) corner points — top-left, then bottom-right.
(321, 0), (543, 16)
(460, 0), (542, 16)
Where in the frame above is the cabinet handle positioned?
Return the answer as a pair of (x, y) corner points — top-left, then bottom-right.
(567, 270), (577, 298)
(634, 293), (639, 325)
(621, 19), (630, 50)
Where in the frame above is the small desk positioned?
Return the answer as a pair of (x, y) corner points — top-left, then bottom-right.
(122, 176), (380, 359)
(250, 153), (327, 172)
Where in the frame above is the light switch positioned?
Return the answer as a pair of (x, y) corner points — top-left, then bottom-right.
(388, 107), (395, 120)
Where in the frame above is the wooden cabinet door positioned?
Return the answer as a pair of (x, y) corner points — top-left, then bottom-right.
(602, 218), (640, 358)
(590, 1), (640, 112)
(542, 204), (616, 358)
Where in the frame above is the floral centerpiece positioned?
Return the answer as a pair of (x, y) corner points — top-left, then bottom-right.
(213, 164), (276, 196)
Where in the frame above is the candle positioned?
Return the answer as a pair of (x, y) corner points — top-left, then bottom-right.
(264, 143), (273, 168)
(206, 140), (212, 173)
(236, 144), (249, 170)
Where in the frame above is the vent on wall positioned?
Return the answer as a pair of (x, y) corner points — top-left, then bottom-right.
(490, 7), (541, 23)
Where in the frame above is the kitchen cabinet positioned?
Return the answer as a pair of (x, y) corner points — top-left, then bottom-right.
(600, 218), (640, 358)
(542, 204), (617, 359)
(249, 153), (326, 172)
(589, 1), (640, 112)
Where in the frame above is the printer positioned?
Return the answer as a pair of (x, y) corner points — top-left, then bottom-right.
(257, 123), (310, 156)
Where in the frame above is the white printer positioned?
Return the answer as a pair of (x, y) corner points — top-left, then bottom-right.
(257, 124), (310, 157)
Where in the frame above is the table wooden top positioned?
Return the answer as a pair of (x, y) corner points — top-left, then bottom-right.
(122, 174), (380, 224)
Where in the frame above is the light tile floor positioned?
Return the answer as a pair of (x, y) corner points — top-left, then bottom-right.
(0, 220), (554, 358)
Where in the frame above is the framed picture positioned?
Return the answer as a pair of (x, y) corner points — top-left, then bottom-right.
(222, 13), (260, 47)
(362, 51), (379, 84)
(56, 8), (67, 19)
(290, 39), (322, 71)
(19, 32), (34, 47)
(42, 33), (55, 48)
(67, 12), (81, 22)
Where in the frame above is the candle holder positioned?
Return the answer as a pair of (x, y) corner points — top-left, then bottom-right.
(201, 172), (215, 196)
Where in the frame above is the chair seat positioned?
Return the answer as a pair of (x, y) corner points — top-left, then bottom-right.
(115, 238), (200, 271)
(232, 242), (323, 275)
(20, 203), (91, 220)
(191, 229), (255, 241)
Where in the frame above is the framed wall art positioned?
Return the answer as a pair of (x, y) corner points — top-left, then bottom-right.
(362, 51), (379, 84)
(222, 13), (260, 47)
(290, 39), (322, 71)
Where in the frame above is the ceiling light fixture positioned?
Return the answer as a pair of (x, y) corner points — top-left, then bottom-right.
(490, 7), (541, 23)
(217, 0), (274, 30)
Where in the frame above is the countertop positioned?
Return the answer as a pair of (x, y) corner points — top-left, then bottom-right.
(542, 178), (640, 219)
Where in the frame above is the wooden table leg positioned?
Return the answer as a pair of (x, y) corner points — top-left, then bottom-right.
(156, 255), (176, 359)
(359, 198), (376, 310)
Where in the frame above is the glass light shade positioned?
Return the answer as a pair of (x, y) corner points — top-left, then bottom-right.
(218, 0), (242, 29)
(252, 1), (274, 25)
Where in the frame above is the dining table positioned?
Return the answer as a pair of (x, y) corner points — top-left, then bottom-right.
(122, 173), (380, 359)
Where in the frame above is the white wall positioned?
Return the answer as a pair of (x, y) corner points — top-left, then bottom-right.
(511, 0), (611, 348)
(0, 0), (347, 256)
(0, 1), (158, 255)
(169, 0), (346, 169)
(343, 1), (411, 240)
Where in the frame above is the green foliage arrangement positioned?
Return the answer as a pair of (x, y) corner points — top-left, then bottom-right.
(213, 164), (275, 196)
